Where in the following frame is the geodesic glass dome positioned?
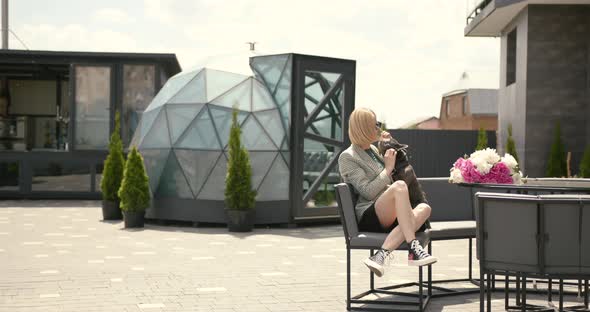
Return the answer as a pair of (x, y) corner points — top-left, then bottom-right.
(130, 68), (289, 202)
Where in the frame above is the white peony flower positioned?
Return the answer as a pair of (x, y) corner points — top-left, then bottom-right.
(501, 154), (519, 173)
(449, 168), (464, 183)
(470, 148), (501, 175)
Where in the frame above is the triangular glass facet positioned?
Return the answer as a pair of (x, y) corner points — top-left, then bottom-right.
(248, 152), (278, 189)
(145, 70), (201, 111)
(174, 149), (221, 198)
(140, 148), (170, 192)
(250, 54), (289, 94)
(210, 78), (251, 111)
(205, 69), (250, 102)
(281, 151), (290, 166)
(253, 109), (284, 148)
(240, 115), (276, 151)
(131, 107), (161, 148)
(165, 104), (204, 145)
(140, 109), (171, 149)
(155, 152), (194, 199)
(197, 153), (228, 200)
(168, 70), (207, 104)
(175, 107), (221, 150)
(209, 106), (249, 149)
(252, 79), (276, 111)
(256, 156), (290, 201)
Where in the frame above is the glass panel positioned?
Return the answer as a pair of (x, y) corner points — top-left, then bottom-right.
(209, 106), (248, 149)
(74, 66), (111, 150)
(95, 163), (103, 192)
(210, 78), (251, 111)
(281, 151), (289, 166)
(165, 104), (204, 145)
(155, 152), (193, 199)
(274, 56), (292, 133)
(304, 71), (343, 142)
(250, 54), (289, 94)
(32, 162), (91, 192)
(0, 117), (26, 151)
(167, 69), (206, 104)
(122, 65), (156, 147)
(0, 161), (19, 191)
(140, 109), (171, 149)
(175, 149), (221, 198)
(248, 152), (278, 190)
(197, 153), (227, 200)
(146, 70), (200, 112)
(130, 107), (160, 148)
(175, 107), (221, 150)
(204, 69), (249, 102)
(321, 72), (341, 87)
(253, 109), (284, 148)
(139, 148), (170, 192)
(256, 155), (289, 201)
(303, 138), (339, 208)
(238, 115), (276, 151)
(252, 79), (275, 111)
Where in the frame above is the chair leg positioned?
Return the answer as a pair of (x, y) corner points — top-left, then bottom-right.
(347, 247), (351, 311)
(505, 275), (510, 310)
(549, 278), (553, 304)
(369, 249), (374, 291)
(585, 279), (589, 309)
(522, 276), (527, 312)
(428, 242), (432, 297)
(469, 238), (473, 281)
(487, 272), (492, 312)
(419, 266), (424, 312)
(480, 271), (485, 312)
(560, 279), (564, 312)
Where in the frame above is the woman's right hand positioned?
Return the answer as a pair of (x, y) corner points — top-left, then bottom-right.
(384, 148), (397, 175)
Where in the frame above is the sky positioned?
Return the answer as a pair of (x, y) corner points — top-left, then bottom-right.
(5, 0), (500, 128)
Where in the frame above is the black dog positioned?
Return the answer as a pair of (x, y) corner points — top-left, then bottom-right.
(378, 138), (430, 231)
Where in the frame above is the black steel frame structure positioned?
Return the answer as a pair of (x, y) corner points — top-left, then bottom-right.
(290, 54), (355, 221)
(0, 49), (181, 199)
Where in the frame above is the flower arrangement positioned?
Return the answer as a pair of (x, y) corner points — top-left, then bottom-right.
(449, 148), (524, 184)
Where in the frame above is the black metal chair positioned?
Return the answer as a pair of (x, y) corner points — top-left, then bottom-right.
(476, 192), (590, 312)
(335, 183), (432, 311)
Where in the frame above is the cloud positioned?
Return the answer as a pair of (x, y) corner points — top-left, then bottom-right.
(94, 8), (135, 24)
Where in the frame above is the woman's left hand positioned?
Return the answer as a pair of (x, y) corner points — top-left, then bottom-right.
(380, 131), (391, 141)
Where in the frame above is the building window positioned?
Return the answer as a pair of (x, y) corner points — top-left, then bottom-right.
(122, 65), (156, 147)
(462, 96), (467, 115)
(74, 66), (111, 150)
(506, 28), (517, 86)
(446, 100), (450, 117)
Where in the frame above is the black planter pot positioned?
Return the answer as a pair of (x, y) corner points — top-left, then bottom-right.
(123, 210), (146, 228)
(102, 200), (122, 220)
(226, 209), (255, 232)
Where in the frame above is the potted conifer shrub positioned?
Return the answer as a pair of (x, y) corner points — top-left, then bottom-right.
(118, 147), (151, 228)
(100, 111), (125, 220)
(224, 108), (257, 232)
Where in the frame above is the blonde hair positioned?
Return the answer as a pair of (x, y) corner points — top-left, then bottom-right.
(348, 108), (377, 146)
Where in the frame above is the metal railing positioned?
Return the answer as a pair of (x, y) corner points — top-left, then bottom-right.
(466, 0), (493, 25)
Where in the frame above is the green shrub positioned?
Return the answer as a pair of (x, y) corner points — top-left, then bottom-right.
(505, 123), (519, 163)
(476, 127), (488, 150)
(545, 121), (567, 177)
(224, 108), (256, 210)
(118, 147), (150, 212)
(101, 111), (125, 201)
(579, 145), (590, 178)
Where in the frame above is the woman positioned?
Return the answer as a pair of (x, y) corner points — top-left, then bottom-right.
(338, 108), (437, 277)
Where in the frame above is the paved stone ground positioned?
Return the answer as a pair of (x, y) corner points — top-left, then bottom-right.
(0, 201), (586, 311)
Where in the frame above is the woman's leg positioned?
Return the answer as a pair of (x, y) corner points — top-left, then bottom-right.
(375, 181), (431, 248)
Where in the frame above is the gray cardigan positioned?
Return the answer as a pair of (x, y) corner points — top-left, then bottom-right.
(338, 144), (393, 220)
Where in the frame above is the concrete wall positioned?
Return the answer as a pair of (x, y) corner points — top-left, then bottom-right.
(498, 8), (528, 169)
(525, 5), (590, 177)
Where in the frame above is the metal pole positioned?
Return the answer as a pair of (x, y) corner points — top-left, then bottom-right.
(1, 0), (7, 49)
